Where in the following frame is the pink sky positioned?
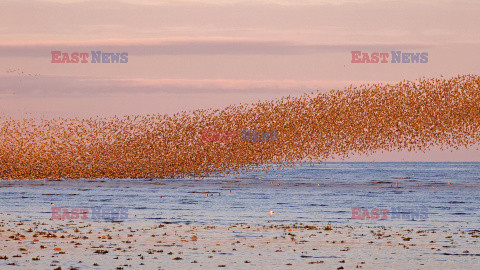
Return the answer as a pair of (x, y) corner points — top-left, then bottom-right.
(1, 0), (479, 161)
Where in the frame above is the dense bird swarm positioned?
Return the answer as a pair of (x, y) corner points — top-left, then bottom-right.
(1, 74), (479, 180)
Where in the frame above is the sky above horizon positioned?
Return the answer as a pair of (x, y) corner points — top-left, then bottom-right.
(1, 0), (479, 161)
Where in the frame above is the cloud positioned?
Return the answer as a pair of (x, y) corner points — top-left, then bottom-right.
(2, 0), (478, 45)
(0, 74), (379, 97)
(0, 38), (433, 57)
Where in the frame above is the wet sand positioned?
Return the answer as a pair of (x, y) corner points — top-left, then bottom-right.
(1, 213), (479, 269)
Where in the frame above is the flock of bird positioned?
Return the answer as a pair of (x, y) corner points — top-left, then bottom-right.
(6, 68), (40, 78)
(0, 74), (479, 180)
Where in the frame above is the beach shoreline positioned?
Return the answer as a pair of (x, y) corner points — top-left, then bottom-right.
(1, 214), (479, 269)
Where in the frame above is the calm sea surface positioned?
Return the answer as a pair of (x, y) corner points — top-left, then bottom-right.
(1, 162), (479, 230)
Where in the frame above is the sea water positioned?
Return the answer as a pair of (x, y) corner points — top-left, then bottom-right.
(1, 162), (478, 231)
